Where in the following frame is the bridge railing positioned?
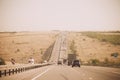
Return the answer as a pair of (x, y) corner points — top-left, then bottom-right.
(0, 63), (51, 78)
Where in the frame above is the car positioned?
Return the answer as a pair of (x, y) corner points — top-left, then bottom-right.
(57, 61), (62, 65)
(72, 60), (80, 67)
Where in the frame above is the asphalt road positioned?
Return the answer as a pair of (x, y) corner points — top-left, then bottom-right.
(48, 32), (62, 64)
(1, 65), (120, 80)
(49, 32), (67, 64)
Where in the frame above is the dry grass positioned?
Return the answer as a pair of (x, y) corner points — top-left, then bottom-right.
(67, 32), (120, 66)
(82, 32), (120, 45)
(0, 31), (58, 64)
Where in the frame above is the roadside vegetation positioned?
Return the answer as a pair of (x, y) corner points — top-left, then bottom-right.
(85, 58), (120, 68)
(42, 42), (55, 62)
(80, 32), (120, 67)
(0, 57), (6, 65)
(83, 52), (120, 68)
(81, 32), (120, 45)
(70, 40), (77, 54)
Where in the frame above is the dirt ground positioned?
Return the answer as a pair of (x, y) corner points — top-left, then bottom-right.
(0, 31), (58, 64)
(67, 32), (120, 63)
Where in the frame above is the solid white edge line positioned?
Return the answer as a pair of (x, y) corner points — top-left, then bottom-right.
(31, 68), (51, 80)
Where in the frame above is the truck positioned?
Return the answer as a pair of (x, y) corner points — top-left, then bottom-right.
(67, 54), (76, 66)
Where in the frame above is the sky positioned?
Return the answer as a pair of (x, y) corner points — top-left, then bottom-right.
(0, 0), (120, 31)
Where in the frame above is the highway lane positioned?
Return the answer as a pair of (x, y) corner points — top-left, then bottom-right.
(48, 33), (62, 64)
(1, 65), (120, 80)
(32, 65), (120, 80)
(49, 32), (67, 64)
(73, 66), (120, 80)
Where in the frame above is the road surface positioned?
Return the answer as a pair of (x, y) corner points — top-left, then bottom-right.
(1, 65), (120, 80)
(49, 32), (67, 64)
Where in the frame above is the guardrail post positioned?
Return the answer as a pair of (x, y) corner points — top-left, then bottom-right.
(20, 68), (22, 72)
(15, 68), (17, 74)
(21, 68), (23, 72)
(4, 70), (7, 76)
(12, 69), (14, 74)
(0, 71), (2, 77)
(18, 68), (20, 73)
(9, 69), (11, 76)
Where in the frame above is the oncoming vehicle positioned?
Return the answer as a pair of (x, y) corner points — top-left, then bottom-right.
(72, 60), (80, 67)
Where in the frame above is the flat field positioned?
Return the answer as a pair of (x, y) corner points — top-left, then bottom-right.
(67, 32), (120, 65)
(0, 31), (58, 64)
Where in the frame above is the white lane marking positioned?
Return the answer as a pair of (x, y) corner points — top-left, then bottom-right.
(31, 68), (51, 80)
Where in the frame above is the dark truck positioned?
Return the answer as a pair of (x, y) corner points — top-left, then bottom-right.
(67, 54), (76, 66)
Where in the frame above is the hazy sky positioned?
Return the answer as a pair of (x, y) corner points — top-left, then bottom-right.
(0, 0), (120, 31)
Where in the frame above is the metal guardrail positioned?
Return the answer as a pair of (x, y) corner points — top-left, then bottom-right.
(0, 63), (51, 78)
